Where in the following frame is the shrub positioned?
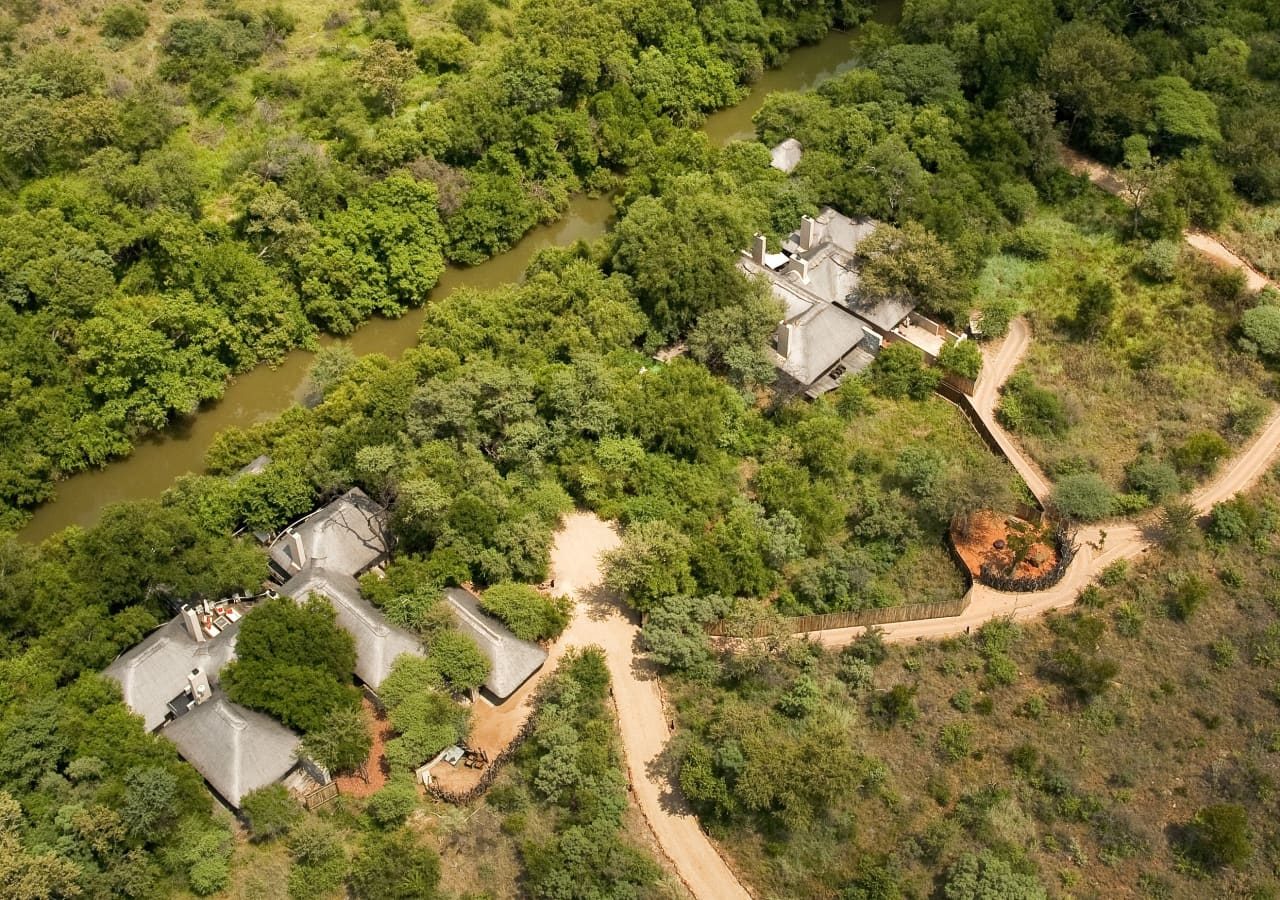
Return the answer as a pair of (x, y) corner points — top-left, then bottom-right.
(1208, 498), (1254, 543)
(1185, 804), (1253, 869)
(998, 372), (1068, 437)
(1241, 304), (1280, 359)
(240, 784), (302, 842)
(1138, 239), (1180, 282)
(451, 0), (490, 41)
(100, 2), (149, 39)
(1004, 224), (1052, 259)
(872, 684), (919, 727)
(349, 829), (442, 900)
(1159, 500), (1200, 551)
(302, 706), (373, 775)
(939, 722), (975, 762)
(1170, 431), (1230, 477)
(869, 342), (941, 400)
(366, 777), (419, 828)
(1051, 473), (1113, 521)
(1168, 575), (1209, 621)
(777, 675), (822, 718)
(1124, 455), (1180, 503)
(937, 339), (983, 381)
(943, 851), (1047, 899)
(479, 582), (571, 641)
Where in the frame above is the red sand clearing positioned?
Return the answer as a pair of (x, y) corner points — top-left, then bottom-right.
(333, 698), (392, 799)
(951, 510), (1058, 580)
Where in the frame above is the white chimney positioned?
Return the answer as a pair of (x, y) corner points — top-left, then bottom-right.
(751, 233), (766, 265)
(799, 215), (817, 250)
(776, 321), (793, 358)
(181, 605), (205, 643)
(188, 668), (211, 705)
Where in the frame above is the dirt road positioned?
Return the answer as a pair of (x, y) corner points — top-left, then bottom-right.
(1060, 147), (1275, 294)
(970, 317), (1053, 504)
(549, 512), (752, 900)
(813, 393), (1280, 649)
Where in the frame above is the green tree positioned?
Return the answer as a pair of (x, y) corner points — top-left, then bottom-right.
(936, 339), (982, 381)
(356, 41), (418, 116)
(366, 776), (418, 828)
(858, 222), (962, 321)
(479, 583), (571, 642)
(100, 3), (149, 40)
(1241, 304), (1280, 359)
(943, 851), (1047, 900)
(869, 342), (941, 401)
(604, 520), (696, 613)
(222, 596), (361, 733)
(451, 0), (490, 42)
(302, 706), (373, 775)
(1051, 473), (1113, 521)
(1185, 804), (1253, 870)
(611, 175), (759, 340)
(240, 784), (302, 842)
(426, 631), (490, 692)
(349, 829), (442, 900)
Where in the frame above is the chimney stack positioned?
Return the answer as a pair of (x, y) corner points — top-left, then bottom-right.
(751, 233), (766, 265)
(799, 215), (817, 251)
(776, 321), (793, 358)
(188, 668), (211, 705)
(181, 605), (205, 643)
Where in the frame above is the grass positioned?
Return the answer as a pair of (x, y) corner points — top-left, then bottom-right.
(979, 209), (1274, 490)
(1222, 203), (1280, 280)
(672, 466), (1280, 898)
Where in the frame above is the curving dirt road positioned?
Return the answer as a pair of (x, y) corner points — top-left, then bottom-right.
(970, 317), (1053, 504)
(1060, 147), (1275, 295)
(548, 512), (752, 900)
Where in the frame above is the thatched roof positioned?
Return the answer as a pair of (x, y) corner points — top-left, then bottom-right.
(445, 588), (547, 701)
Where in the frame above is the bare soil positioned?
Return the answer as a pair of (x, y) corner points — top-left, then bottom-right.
(333, 698), (391, 799)
(951, 511), (1058, 580)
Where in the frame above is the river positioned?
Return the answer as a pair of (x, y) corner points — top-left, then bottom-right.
(20, 0), (900, 542)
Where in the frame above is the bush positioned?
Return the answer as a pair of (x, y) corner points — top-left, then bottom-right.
(100, 2), (149, 39)
(349, 829), (442, 900)
(869, 342), (941, 400)
(366, 777), (419, 828)
(1051, 473), (1113, 521)
(1185, 804), (1253, 869)
(240, 784), (302, 842)
(1241, 303), (1280, 359)
(872, 684), (919, 727)
(938, 722), (975, 762)
(1138, 239), (1180, 282)
(1168, 575), (1209, 621)
(998, 372), (1068, 437)
(1124, 455), (1180, 503)
(1170, 431), (1230, 477)
(943, 851), (1047, 899)
(451, 0), (490, 41)
(427, 630), (490, 692)
(1208, 497), (1255, 543)
(937, 339), (983, 381)
(479, 582), (571, 642)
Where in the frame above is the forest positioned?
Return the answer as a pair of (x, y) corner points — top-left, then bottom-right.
(1, 0), (1280, 896)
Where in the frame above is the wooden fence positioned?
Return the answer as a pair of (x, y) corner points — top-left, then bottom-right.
(706, 594), (972, 638)
(302, 782), (338, 811)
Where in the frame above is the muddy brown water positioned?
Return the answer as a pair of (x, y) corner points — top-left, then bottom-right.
(21, 0), (901, 541)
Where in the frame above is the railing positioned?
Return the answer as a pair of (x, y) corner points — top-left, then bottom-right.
(706, 594), (972, 638)
(302, 782), (338, 811)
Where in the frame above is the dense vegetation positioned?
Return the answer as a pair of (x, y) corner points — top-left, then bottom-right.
(660, 468), (1280, 898)
(1, 0), (1280, 895)
(0, 0), (873, 529)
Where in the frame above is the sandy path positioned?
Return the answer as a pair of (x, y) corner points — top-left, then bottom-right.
(549, 512), (751, 900)
(1060, 148), (1275, 294)
(812, 403), (1280, 648)
(970, 317), (1053, 504)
